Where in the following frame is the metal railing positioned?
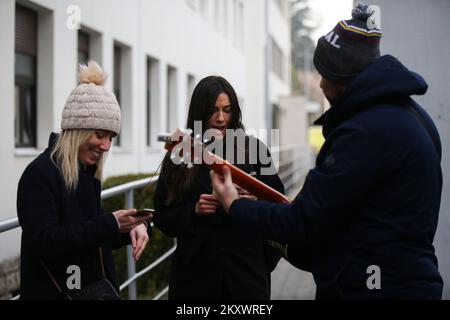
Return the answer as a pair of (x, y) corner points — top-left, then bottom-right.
(0, 144), (313, 300)
(100, 175), (176, 300)
(273, 144), (314, 196)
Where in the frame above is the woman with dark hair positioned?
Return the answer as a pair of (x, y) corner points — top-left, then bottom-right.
(154, 76), (285, 300)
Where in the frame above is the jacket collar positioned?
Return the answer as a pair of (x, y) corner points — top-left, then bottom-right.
(314, 55), (428, 138)
(48, 132), (59, 150)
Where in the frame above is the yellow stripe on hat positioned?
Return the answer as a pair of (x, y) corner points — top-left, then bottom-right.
(338, 21), (382, 37)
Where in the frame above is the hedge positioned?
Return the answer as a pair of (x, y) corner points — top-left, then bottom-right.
(102, 173), (172, 300)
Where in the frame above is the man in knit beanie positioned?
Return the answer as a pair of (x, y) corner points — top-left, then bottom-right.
(314, 3), (382, 86)
(210, 3), (443, 299)
(312, 3), (383, 105)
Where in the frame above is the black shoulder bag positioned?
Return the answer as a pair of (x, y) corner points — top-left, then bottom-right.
(41, 247), (121, 300)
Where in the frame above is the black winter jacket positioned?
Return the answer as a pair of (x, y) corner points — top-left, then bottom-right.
(154, 138), (285, 300)
(230, 55), (443, 299)
(17, 133), (140, 299)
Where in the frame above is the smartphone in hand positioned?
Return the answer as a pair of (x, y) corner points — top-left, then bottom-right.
(135, 208), (154, 219)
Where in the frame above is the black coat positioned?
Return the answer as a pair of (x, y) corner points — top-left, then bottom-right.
(154, 138), (285, 300)
(229, 55), (443, 299)
(17, 133), (136, 300)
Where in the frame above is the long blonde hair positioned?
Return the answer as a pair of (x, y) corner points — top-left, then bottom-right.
(51, 130), (105, 191)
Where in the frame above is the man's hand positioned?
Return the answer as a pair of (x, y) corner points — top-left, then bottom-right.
(210, 166), (239, 213)
(130, 223), (149, 261)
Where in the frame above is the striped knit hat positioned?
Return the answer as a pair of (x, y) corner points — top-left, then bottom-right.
(313, 3), (382, 85)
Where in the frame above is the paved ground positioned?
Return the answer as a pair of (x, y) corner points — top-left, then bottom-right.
(269, 183), (316, 300)
(155, 184), (315, 301)
(271, 258), (316, 300)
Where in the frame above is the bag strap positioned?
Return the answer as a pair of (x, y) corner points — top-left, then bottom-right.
(40, 260), (65, 293)
(42, 247), (106, 292)
(98, 247), (106, 278)
(403, 101), (440, 157)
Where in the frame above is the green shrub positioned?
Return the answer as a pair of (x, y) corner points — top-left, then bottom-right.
(102, 173), (172, 300)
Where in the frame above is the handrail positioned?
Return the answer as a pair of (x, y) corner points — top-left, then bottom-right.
(153, 286), (169, 300)
(120, 243), (177, 291)
(0, 217), (20, 233)
(0, 176), (160, 234)
(101, 176), (159, 199)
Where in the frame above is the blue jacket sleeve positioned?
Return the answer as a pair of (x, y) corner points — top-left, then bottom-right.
(229, 124), (385, 245)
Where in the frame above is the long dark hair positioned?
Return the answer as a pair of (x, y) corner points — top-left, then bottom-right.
(160, 76), (244, 205)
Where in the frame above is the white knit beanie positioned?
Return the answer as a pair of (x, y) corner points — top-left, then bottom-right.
(61, 61), (121, 135)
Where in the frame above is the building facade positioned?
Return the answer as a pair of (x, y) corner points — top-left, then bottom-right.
(0, 0), (291, 264)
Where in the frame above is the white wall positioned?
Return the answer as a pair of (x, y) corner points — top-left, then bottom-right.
(243, 0), (291, 131)
(0, 0), (21, 261)
(243, 1), (265, 130)
(358, 0), (450, 299)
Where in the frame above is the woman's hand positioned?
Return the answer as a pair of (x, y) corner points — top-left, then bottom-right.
(112, 209), (152, 233)
(130, 223), (149, 261)
(195, 194), (221, 215)
(210, 167), (239, 213)
(234, 184), (257, 200)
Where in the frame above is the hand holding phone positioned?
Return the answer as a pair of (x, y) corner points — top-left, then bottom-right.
(135, 208), (154, 219)
(113, 208), (153, 233)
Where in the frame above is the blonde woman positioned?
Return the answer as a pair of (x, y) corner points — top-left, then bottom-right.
(17, 62), (151, 300)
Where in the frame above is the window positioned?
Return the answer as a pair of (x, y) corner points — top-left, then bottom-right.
(112, 42), (132, 149)
(77, 30), (90, 65)
(223, 0), (228, 38)
(166, 66), (178, 132)
(271, 37), (286, 81)
(146, 59), (151, 147)
(187, 74), (196, 110)
(15, 5), (37, 148)
(147, 57), (160, 147)
(77, 27), (102, 69)
(113, 45), (122, 146)
(272, 104), (281, 130)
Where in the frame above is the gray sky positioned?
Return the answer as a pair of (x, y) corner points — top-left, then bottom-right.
(308, 0), (353, 42)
